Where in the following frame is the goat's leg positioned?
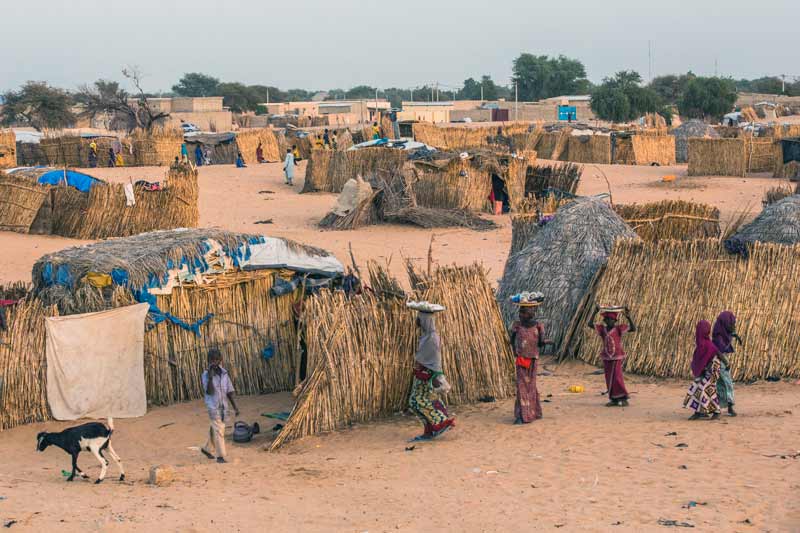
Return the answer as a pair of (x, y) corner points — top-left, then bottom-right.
(90, 446), (108, 484)
(75, 465), (89, 479)
(106, 443), (125, 481)
(68, 452), (78, 482)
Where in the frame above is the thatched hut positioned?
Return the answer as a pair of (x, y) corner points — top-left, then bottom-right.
(564, 239), (800, 381)
(131, 128), (183, 166)
(724, 195), (800, 256)
(671, 120), (720, 163)
(1, 163), (199, 238)
(497, 198), (638, 353)
(40, 134), (134, 168)
(0, 229), (344, 431)
(184, 132), (237, 165)
(412, 123), (531, 151)
(614, 200), (720, 241)
(270, 262), (514, 450)
(302, 147), (408, 194)
(567, 134), (612, 164)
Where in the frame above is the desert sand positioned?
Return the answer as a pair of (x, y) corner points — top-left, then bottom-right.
(0, 161), (798, 532)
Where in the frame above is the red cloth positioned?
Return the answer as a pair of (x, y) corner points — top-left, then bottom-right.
(515, 360), (542, 422)
(0, 300), (19, 307)
(595, 324), (629, 361)
(512, 321), (544, 369)
(691, 320), (719, 378)
(604, 359), (629, 400)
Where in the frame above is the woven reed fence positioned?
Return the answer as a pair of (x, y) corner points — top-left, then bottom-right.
(631, 135), (676, 166)
(0, 285), (55, 431)
(0, 130), (16, 168)
(50, 164), (199, 239)
(506, 151), (535, 211)
(270, 263), (514, 449)
(614, 200), (721, 241)
(0, 269), (302, 430)
(236, 128), (282, 164)
(535, 131), (561, 159)
(302, 148), (407, 193)
(744, 137), (779, 173)
(412, 123), (531, 150)
(688, 138), (747, 177)
(565, 239), (800, 381)
(413, 158), (492, 211)
(612, 136), (636, 165)
(40, 135), (134, 168)
(567, 135), (612, 164)
(132, 129), (183, 166)
(15, 142), (47, 166)
(144, 270), (299, 405)
(0, 172), (49, 232)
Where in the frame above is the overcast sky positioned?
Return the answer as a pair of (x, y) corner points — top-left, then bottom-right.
(2, 0), (798, 93)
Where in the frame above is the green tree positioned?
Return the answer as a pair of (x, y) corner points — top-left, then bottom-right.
(458, 75), (499, 100)
(590, 71), (661, 122)
(648, 72), (696, 104)
(678, 77), (737, 120)
(172, 72), (220, 97)
(217, 82), (258, 113)
(1, 81), (76, 130)
(286, 89), (313, 102)
(345, 85), (378, 99)
(511, 54), (589, 101)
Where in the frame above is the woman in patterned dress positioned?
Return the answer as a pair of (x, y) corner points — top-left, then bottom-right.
(408, 310), (455, 442)
(684, 320), (722, 420)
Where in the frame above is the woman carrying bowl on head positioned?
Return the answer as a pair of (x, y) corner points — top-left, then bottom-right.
(588, 304), (636, 407)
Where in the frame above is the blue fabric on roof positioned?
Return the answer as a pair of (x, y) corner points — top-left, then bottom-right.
(56, 265), (74, 288)
(111, 268), (129, 287)
(37, 170), (102, 193)
(136, 288), (214, 337)
(42, 263), (54, 286)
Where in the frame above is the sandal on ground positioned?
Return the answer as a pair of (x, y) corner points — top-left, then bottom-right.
(200, 448), (215, 460)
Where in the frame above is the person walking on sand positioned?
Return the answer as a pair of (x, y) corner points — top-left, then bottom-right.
(407, 302), (455, 442)
(712, 311), (741, 417)
(588, 305), (636, 407)
(684, 320), (722, 421)
(283, 148), (295, 185)
(510, 292), (549, 424)
(88, 140), (98, 168)
(200, 348), (239, 464)
(256, 142), (265, 163)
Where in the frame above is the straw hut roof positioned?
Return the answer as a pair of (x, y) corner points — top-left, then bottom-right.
(725, 195), (800, 256)
(497, 198), (637, 352)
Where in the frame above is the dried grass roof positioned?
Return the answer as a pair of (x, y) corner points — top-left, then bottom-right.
(497, 198), (638, 352)
(725, 195), (800, 255)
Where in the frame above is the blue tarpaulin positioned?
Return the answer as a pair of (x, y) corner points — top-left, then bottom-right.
(36, 169), (102, 193)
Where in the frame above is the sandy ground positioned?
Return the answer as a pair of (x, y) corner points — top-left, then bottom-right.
(1, 360), (798, 532)
(1, 160), (798, 531)
(0, 160), (787, 286)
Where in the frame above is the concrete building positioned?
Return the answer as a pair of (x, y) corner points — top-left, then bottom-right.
(397, 101), (454, 123)
(127, 96), (233, 131)
(443, 96), (595, 123)
(259, 99), (391, 127)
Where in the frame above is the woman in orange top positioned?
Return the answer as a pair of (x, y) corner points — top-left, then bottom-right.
(510, 292), (550, 424)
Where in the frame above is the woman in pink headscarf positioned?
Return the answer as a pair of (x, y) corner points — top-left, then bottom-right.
(683, 320), (722, 420)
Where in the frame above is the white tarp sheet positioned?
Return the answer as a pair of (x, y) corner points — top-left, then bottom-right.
(242, 237), (344, 276)
(45, 303), (149, 420)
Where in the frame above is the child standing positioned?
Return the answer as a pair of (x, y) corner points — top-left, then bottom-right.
(283, 148), (295, 186)
(588, 305), (636, 407)
(510, 292), (549, 424)
(712, 311), (740, 417)
(200, 348), (239, 463)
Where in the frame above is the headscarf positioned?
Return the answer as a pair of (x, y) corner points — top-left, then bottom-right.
(415, 312), (442, 373)
(691, 320), (719, 378)
(712, 311), (736, 354)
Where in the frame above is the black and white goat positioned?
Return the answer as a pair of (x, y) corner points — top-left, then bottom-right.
(36, 418), (124, 483)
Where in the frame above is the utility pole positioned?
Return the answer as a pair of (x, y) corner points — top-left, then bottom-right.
(410, 87), (414, 102)
(714, 58), (718, 77)
(480, 83), (484, 103)
(266, 87), (269, 106)
(515, 82), (519, 121)
(781, 74), (786, 93)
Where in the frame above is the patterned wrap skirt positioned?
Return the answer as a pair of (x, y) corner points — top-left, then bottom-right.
(409, 376), (452, 435)
(683, 359), (721, 415)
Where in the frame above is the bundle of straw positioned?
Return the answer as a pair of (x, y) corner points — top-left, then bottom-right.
(0, 130), (16, 168)
(131, 127), (183, 167)
(567, 135), (611, 164)
(631, 135), (676, 166)
(236, 128), (282, 163)
(567, 239), (800, 381)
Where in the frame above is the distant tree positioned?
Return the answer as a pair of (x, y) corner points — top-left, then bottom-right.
(511, 54), (589, 101)
(590, 70), (661, 122)
(458, 75), (499, 100)
(0, 81), (76, 130)
(217, 82), (258, 113)
(648, 72), (696, 104)
(172, 72), (220, 97)
(345, 85), (378, 100)
(286, 88), (313, 102)
(76, 68), (170, 131)
(678, 76), (737, 120)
